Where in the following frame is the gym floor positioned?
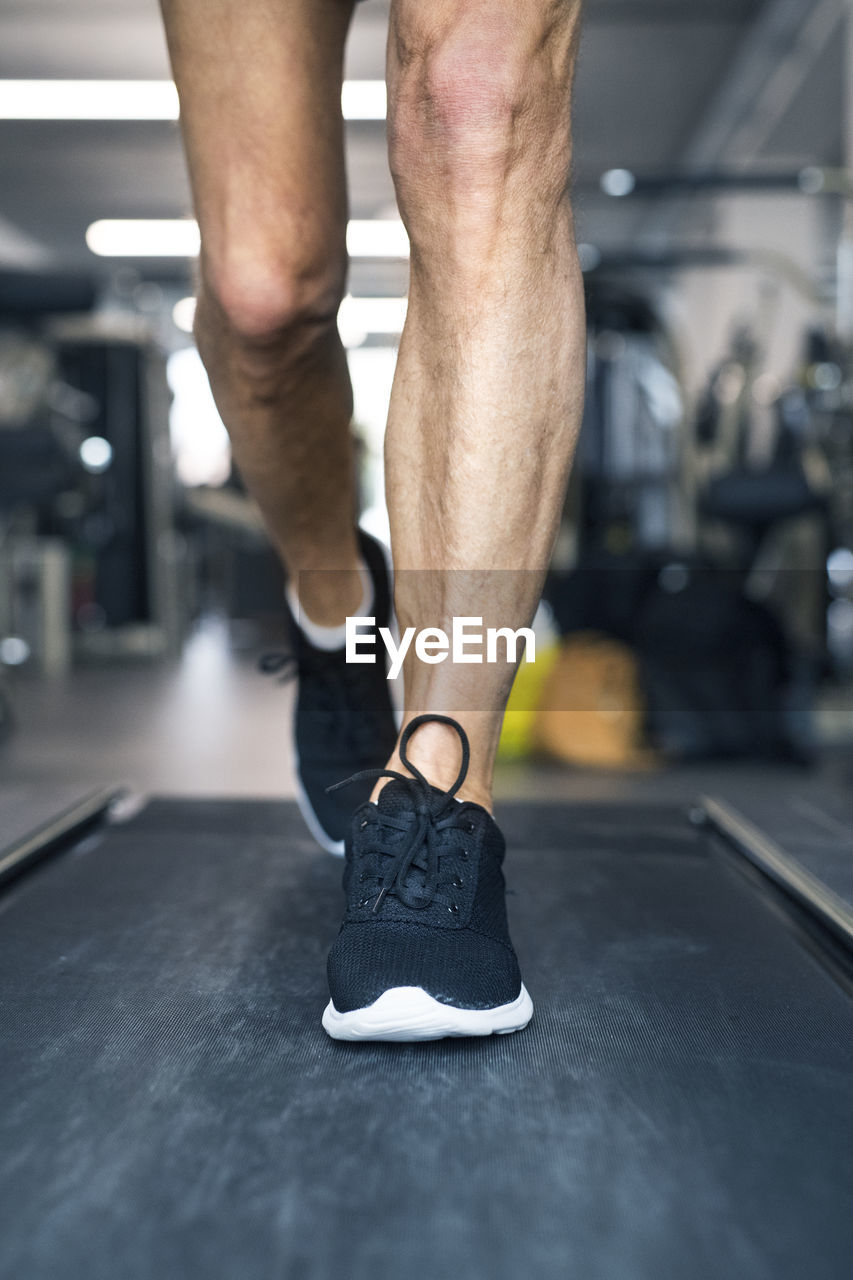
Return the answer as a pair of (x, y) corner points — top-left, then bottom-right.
(3, 771), (853, 1280)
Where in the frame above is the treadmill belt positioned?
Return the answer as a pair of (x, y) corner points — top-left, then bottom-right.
(1, 799), (851, 1280)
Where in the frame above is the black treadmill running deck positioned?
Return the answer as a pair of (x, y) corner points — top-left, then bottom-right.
(1, 798), (851, 1280)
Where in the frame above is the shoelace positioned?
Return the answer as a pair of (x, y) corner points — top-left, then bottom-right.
(328, 713), (473, 914)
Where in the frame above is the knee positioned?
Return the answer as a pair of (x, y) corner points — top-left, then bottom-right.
(389, 26), (525, 195)
(389, 5), (580, 207)
(197, 238), (346, 360)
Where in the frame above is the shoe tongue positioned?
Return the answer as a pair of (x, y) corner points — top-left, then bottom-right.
(375, 779), (455, 818)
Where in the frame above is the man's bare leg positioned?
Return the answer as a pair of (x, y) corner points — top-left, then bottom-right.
(383, 0), (587, 807)
(159, 0), (363, 624)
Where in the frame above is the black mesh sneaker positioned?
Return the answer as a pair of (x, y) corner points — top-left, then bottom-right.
(267, 530), (398, 856)
(322, 714), (533, 1041)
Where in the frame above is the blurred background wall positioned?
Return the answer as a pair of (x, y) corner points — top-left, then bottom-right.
(1, 0), (853, 790)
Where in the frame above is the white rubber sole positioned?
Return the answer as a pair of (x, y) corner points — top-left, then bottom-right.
(322, 984), (533, 1042)
(292, 746), (345, 856)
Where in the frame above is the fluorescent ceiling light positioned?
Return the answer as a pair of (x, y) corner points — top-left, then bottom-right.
(173, 293), (407, 342)
(87, 218), (408, 259)
(341, 81), (387, 121)
(86, 219), (201, 257)
(338, 295), (407, 332)
(347, 220), (409, 258)
(0, 80), (179, 120)
(0, 79), (386, 121)
(172, 297), (197, 333)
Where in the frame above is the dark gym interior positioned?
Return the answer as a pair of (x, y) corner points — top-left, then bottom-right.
(1, 2), (853, 1278)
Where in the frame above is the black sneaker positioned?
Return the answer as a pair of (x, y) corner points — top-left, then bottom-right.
(269, 530), (398, 855)
(322, 714), (533, 1040)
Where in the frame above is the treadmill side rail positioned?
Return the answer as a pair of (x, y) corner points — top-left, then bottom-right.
(698, 795), (853, 953)
(0, 787), (119, 889)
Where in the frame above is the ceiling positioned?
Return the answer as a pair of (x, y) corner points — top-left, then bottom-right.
(0, 0), (844, 297)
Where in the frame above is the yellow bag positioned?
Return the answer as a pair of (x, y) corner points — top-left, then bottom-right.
(498, 642), (560, 761)
(532, 631), (657, 769)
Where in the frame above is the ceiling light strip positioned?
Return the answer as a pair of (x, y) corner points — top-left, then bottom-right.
(0, 80), (386, 122)
(86, 218), (409, 259)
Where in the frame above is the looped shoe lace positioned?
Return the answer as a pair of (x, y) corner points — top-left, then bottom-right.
(328, 713), (473, 914)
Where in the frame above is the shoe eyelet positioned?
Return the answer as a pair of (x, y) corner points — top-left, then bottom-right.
(447, 903), (459, 916)
(360, 819), (369, 830)
(452, 876), (463, 889)
(460, 849), (469, 861)
(465, 820), (475, 834)
(358, 897), (371, 908)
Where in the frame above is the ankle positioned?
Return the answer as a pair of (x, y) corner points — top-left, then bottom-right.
(377, 720), (494, 812)
(373, 773), (493, 812)
(289, 555), (371, 629)
(294, 570), (362, 628)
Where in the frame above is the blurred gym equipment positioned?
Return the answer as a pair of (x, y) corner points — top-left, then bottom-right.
(0, 271), (186, 671)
